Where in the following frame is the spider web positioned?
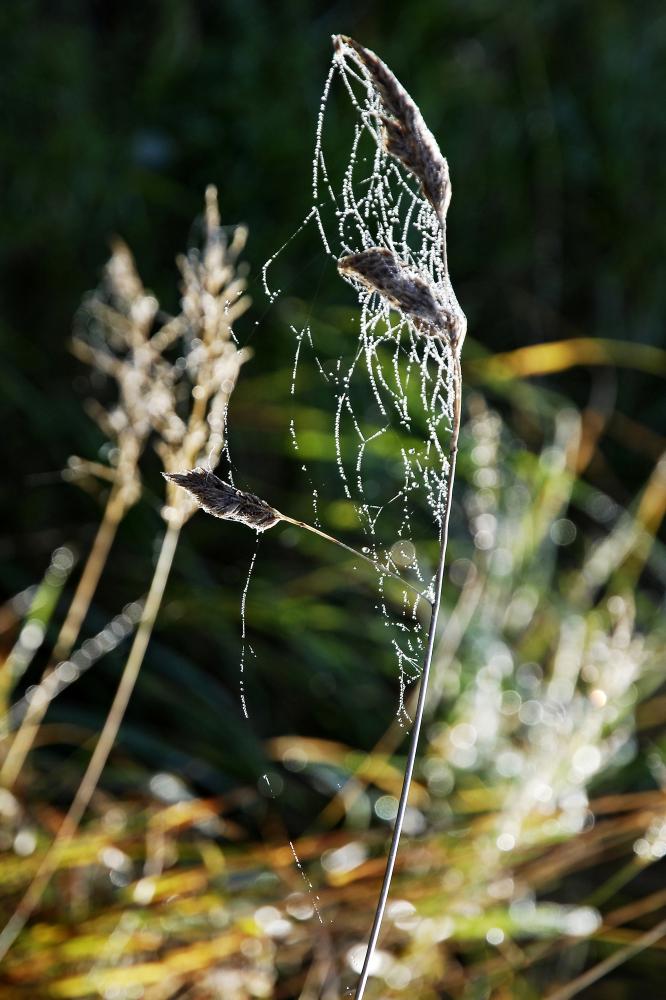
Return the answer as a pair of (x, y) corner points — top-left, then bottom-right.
(263, 47), (456, 724)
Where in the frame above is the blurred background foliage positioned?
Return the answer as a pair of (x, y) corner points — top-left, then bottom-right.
(1, 1), (666, 998)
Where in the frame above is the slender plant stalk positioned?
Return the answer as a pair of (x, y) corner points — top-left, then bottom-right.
(354, 354), (461, 1000)
(545, 916), (666, 1000)
(318, 537), (481, 832)
(312, 38), (467, 997)
(163, 470), (428, 602)
(1, 481), (128, 788)
(0, 518), (182, 962)
(279, 514), (428, 602)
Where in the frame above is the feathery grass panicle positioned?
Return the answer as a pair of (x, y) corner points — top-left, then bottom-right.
(71, 188), (252, 515)
(0, 188), (253, 963)
(163, 469), (280, 531)
(70, 238), (170, 507)
(159, 186), (252, 521)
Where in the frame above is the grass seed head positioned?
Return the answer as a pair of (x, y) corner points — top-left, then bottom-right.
(334, 35), (451, 226)
(333, 37), (466, 350)
(338, 247), (452, 338)
(163, 468), (281, 531)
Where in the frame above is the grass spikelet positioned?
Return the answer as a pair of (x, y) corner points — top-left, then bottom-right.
(338, 246), (463, 343)
(163, 469), (281, 531)
(334, 34), (451, 226)
(334, 36), (467, 353)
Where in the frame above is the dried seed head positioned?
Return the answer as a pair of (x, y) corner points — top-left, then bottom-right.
(163, 468), (280, 532)
(334, 35), (451, 227)
(339, 247), (445, 331)
(332, 37), (467, 349)
(338, 247), (465, 344)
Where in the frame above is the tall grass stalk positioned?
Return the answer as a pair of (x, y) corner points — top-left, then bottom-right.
(167, 37), (467, 1000)
(0, 518), (181, 961)
(354, 355), (461, 999)
(328, 38), (466, 998)
(0, 186), (250, 961)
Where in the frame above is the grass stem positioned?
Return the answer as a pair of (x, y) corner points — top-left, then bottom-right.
(0, 518), (182, 962)
(545, 917), (666, 1000)
(280, 514), (429, 603)
(353, 355), (461, 1000)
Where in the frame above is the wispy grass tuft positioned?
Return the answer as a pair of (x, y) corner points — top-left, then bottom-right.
(0, 186), (251, 962)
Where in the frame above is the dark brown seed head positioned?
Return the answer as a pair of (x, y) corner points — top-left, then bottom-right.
(338, 247), (448, 336)
(333, 35), (451, 227)
(163, 468), (281, 531)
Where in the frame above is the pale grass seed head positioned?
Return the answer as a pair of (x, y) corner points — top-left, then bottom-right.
(72, 187), (251, 524)
(71, 238), (178, 509)
(159, 186), (252, 523)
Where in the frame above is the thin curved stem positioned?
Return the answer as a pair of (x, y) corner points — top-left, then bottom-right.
(279, 514), (429, 604)
(353, 355), (461, 1000)
(545, 917), (666, 1000)
(0, 518), (182, 962)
